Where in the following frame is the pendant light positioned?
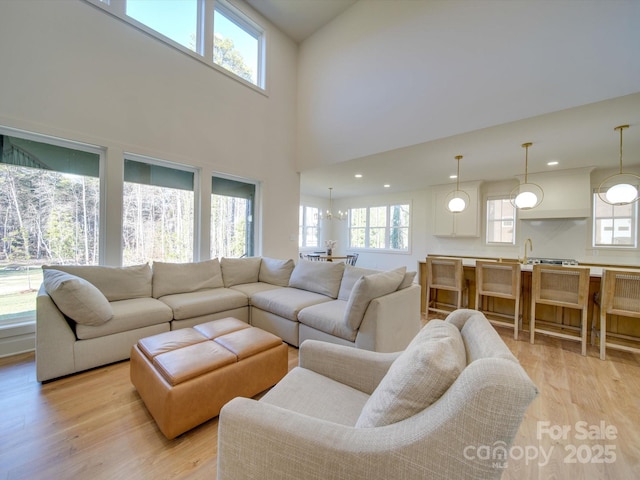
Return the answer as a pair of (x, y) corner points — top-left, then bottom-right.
(597, 125), (640, 206)
(318, 187), (347, 221)
(510, 142), (543, 210)
(445, 155), (470, 213)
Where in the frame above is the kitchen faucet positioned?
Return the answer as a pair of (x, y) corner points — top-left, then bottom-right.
(522, 238), (533, 264)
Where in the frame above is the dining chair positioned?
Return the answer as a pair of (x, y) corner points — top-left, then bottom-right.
(425, 256), (467, 315)
(597, 269), (640, 360)
(475, 260), (521, 339)
(530, 264), (590, 356)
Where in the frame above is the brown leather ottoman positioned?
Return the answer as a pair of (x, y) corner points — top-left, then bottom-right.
(130, 317), (288, 439)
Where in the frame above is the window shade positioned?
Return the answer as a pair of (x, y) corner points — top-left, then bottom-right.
(0, 135), (100, 177)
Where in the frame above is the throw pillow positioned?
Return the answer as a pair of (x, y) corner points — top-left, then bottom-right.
(337, 265), (379, 301)
(259, 257), (295, 286)
(152, 259), (223, 298)
(356, 320), (466, 428)
(43, 269), (113, 326)
(289, 260), (345, 298)
(343, 267), (406, 331)
(221, 257), (262, 287)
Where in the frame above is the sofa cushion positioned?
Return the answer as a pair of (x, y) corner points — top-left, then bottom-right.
(297, 300), (354, 341)
(344, 267), (406, 331)
(398, 271), (417, 289)
(43, 263), (152, 301)
(229, 282), (283, 298)
(42, 269), (113, 326)
(259, 257), (295, 287)
(75, 297), (173, 340)
(221, 257), (262, 287)
(158, 288), (248, 320)
(289, 260), (345, 298)
(152, 259), (223, 298)
(337, 266), (379, 301)
(356, 320), (466, 428)
(251, 287), (333, 321)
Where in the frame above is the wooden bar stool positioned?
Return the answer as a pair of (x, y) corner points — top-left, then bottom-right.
(597, 269), (640, 360)
(426, 256), (466, 315)
(475, 261), (522, 339)
(530, 264), (590, 356)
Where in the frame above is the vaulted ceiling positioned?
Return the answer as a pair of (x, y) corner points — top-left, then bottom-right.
(249, 0), (640, 198)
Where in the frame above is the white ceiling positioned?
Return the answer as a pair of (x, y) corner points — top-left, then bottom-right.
(245, 0), (357, 43)
(248, 0), (640, 199)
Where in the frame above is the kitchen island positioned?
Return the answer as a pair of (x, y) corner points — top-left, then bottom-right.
(419, 257), (640, 350)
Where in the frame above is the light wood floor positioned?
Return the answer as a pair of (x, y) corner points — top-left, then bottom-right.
(1, 324), (639, 480)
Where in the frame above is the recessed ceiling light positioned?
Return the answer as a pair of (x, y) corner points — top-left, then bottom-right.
(383, 184), (390, 188)
(547, 161), (559, 166)
(354, 173), (363, 178)
(449, 175), (458, 179)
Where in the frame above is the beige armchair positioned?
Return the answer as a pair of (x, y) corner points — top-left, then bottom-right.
(217, 309), (538, 480)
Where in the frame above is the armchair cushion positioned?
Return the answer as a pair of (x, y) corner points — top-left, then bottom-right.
(356, 320), (465, 428)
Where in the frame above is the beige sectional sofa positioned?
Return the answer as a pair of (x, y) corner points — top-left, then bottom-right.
(36, 257), (421, 382)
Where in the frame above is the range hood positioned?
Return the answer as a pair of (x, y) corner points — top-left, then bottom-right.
(518, 167), (593, 220)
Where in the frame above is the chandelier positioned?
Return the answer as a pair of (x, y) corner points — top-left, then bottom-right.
(318, 187), (347, 221)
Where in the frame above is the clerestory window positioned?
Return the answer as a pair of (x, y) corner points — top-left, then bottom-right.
(87, 0), (265, 90)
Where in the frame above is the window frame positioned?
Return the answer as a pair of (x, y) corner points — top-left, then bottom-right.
(348, 203), (411, 253)
(485, 196), (516, 245)
(592, 190), (638, 248)
(85, 0), (267, 92)
(122, 152), (200, 264)
(298, 205), (321, 249)
(0, 125), (106, 325)
(211, 174), (258, 258)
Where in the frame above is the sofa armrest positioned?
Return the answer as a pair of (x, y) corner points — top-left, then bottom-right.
(356, 284), (421, 352)
(299, 340), (399, 395)
(36, 284), (77, 382)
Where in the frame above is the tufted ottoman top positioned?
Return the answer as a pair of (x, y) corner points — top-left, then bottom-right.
(136, 317), (282, 386)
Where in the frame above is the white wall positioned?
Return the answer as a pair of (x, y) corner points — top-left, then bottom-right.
(0, 0), (301, 263)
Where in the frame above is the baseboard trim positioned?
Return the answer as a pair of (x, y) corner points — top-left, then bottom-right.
(0, 322), (36, 358)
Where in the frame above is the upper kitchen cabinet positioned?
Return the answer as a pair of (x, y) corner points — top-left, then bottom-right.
(433, 181), (482, 237)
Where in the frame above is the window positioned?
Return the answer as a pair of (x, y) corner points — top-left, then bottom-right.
(214, 3), (263, 86)
(123, 156), (196, 265)
(299, 206), (320, 248)
(126, 0), (198, 52)
(0, 132), (102, 323)
(211, 176), (255, 258)
(593, 192), (638, 247)
(486, 197), (516, 244)
(88, 0), (265, 89)
(348, 204), (410, 251)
